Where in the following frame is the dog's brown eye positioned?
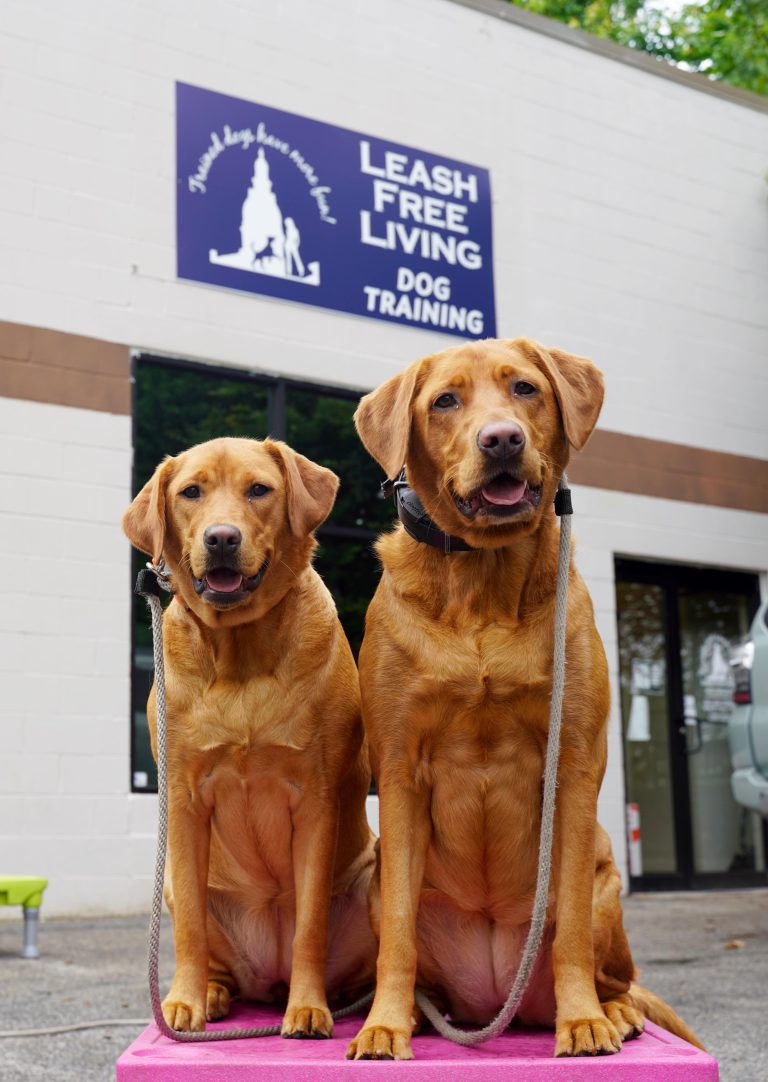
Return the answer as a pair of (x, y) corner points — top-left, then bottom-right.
(248, 483), (270, 499)
(515, 381), (537, 397)
(180, 485), (201, 499)
(433, 392), (460, 411)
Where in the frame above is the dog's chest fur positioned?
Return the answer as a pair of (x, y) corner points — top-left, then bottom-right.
(157, 617), (331, 889)
(366, 570), (561, 1022)
(441, 618), (553, 707)
(368, 550), (564, 913)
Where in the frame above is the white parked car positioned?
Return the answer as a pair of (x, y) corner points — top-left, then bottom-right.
(729, 598), (768, 816)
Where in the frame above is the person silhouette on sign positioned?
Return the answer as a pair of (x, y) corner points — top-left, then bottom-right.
(284, 217), (305, 278)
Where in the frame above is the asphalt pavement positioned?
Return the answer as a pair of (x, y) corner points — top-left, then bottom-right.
(622, 888), (768, 1082)
(0, 889), (765, 1082)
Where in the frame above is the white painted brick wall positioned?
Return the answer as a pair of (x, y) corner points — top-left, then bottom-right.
(0, 0), (766, 911)
(0, 397), (135, 915)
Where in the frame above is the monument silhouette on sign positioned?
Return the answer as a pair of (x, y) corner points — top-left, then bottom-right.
(210, 148), (320, 285)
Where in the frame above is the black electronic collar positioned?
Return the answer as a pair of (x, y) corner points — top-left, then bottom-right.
(381, 469), (572, 556)
(382, 470), (473, 554)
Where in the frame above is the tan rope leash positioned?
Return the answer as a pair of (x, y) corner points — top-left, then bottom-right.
(414, 474), (572, 1044)
(138, 563), (373, 1042)
(137, 474), (571, 1046)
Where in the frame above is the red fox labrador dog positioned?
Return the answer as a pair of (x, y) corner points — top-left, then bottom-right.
(347, 338), (701, 1060)
(123, 437), (376, 1037)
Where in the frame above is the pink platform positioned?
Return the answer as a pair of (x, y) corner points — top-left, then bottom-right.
(116, 1005), (718, 1080)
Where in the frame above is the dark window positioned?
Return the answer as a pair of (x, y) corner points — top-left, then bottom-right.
(130, 355), (386, 792)
(285, 388), (391, 534)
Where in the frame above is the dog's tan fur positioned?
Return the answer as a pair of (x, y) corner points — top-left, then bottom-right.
(123, 437), (376, 1037)
(346, 338), (702, 1059)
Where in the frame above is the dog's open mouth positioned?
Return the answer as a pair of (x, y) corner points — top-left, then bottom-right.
(455, 473), (542, 519)
(193, 559), (269, 605)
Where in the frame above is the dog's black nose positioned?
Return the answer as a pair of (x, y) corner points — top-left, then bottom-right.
(477, 422), (525, 458)
(203, 524), (242, 557)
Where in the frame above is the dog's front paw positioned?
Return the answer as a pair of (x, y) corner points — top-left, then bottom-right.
(555, 1015), (622, 1057)
(281, 1004), (333, 1039)
(206, 980), (231, 1022)
(162, 995), (206, 1032)
(346, 1025), (414, 1060)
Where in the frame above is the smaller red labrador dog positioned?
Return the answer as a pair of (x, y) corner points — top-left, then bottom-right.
(123, 437), (376, 1037)
(347, 338), (702, 1060)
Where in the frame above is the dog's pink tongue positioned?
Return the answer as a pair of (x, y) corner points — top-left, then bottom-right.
(205, 568), (243, 593)
(481, 476), (527, 506)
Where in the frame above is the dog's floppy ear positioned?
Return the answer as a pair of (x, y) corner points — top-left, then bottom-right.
(354, 359), (422, 479)
(122, 458), (176, 563)
(271, 442), (339, 537)
(524, 341), (604, 451)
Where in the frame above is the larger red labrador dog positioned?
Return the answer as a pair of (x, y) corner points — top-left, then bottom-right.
(123, 437), (376, 1037)
(346, 338), (701, 1060)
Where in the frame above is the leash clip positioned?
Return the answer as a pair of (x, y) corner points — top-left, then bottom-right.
(554, 486), (573, 517)
(380, 468), (407, 500)
(135, 560), (173, 598)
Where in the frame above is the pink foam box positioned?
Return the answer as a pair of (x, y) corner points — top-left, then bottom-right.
(116, 1005), (718, 1080)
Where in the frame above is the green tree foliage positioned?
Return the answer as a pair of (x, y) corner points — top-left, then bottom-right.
(662, 0), (768, 96)
(508, 0), (768, 97)
(509, 0), (643, 42)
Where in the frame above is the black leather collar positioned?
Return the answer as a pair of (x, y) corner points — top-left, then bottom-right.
(381, 470), (572, 556)
(382, 470), (473, 554)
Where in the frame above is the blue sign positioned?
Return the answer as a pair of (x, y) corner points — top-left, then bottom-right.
(176, 83), (496, 338)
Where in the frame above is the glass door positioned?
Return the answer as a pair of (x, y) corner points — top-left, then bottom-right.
(678, 587), (765, 876)
(616, 560), (765, 889)
(616, 580), (677, 876)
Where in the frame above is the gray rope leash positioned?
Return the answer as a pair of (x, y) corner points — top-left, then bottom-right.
(413, 474), (572, 1045)
(137, 562), (373, 1043)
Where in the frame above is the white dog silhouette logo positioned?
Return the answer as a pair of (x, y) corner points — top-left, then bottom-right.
(210, 148), (320, 285)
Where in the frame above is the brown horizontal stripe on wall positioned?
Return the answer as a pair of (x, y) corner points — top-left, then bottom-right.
(0, 321), (130, 414)
(0, 320), (765, 514)
(570, 429), (768, 515)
